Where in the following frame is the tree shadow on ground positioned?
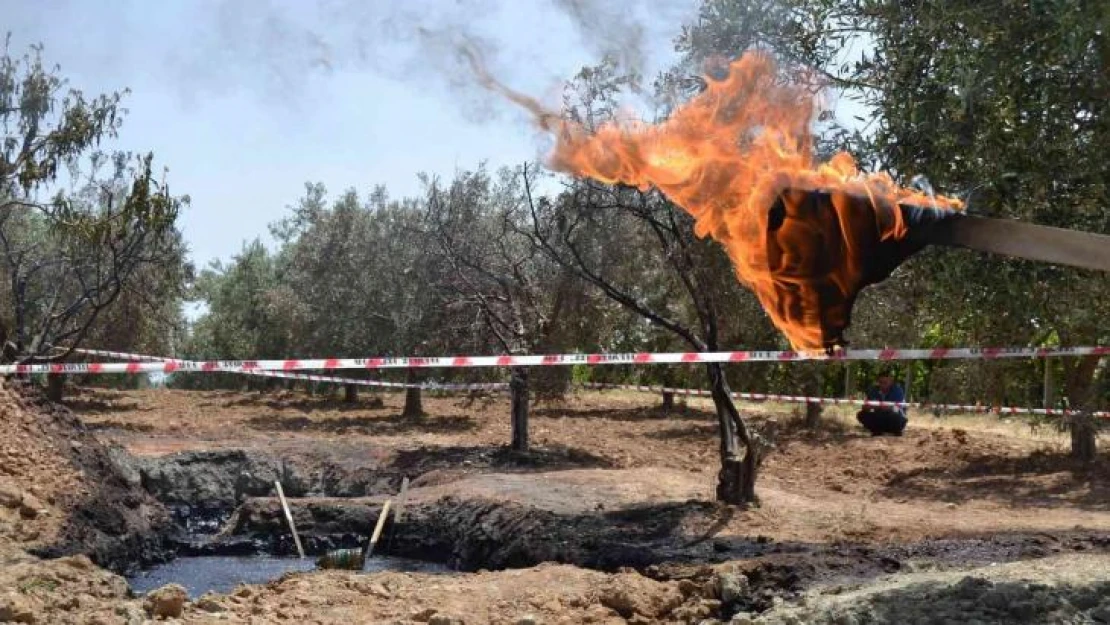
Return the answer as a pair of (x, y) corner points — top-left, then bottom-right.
(245, 412), (475, 435)
(643, 423), (720, 441)
(63, 389), (144, 414)
(532, 405), (717, 423)
(881, 449), (1110, 511)
(390, 443), (616, 476)
(220, 394), (388, 413)
(82, 419), (156, 433)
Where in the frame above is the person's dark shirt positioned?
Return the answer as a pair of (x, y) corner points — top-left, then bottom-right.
(866, 383), (906, 416)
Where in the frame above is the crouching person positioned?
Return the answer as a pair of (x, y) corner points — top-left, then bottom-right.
(857, 370), (907, 436)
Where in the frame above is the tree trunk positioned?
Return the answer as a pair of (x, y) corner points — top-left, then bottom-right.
(706, 363), (759, 504)
(1069, 413), (1098, 461)
(402, 369), (423, 418)
(661, 391), (675, 412)
(805, 401), (822, 429)
(510, 367), (529, 451)
(804, 367), (823, 429)
(344, 383), (358, 404)
(1063, 355), (1100, 458)
(46, 373), (64, 402)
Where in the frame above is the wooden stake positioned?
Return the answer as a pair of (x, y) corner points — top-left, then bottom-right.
(361, 500), (391, 568)
(274, 481), (305, 559)
(394, 477), (410, 524)
(387, 477), (410, 553)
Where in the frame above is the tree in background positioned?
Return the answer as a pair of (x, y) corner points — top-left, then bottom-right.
(423, 165), (606, 449)
(817, 0), (1109, 457)
(0, 40), (188, 398)
(677, 0), (1108, 455)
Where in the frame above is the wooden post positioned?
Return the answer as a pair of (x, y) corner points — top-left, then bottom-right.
(844, 363), (855, 397)
(903, 364), (914, 401)
(361, 500), (392, 566)
(344, 383), (358, 404)
(274, 481), (305, 559)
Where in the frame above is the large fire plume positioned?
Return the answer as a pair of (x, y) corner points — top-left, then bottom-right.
(467, 49), (964, 349)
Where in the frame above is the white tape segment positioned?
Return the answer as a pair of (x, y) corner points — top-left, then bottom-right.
(17, 344), (1110, 376)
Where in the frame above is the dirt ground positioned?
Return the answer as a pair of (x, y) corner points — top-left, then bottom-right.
(75, 387), (1109, 544)
(0, 383), (1105, 624)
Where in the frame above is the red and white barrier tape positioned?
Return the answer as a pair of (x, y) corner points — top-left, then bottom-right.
(41, 347), (1108, 419)
(581, 382), (1110, 419)
(63, 348), (507, 392)
(16, 344), (1110, 376)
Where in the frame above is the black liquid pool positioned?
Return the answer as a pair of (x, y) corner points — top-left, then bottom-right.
(127, 555), (447, 597)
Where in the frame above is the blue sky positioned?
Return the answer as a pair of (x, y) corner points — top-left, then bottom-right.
(3, 0), (698, 269)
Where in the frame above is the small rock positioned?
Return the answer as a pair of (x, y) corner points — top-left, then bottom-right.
(0, 484), (22, 508)
(60, 555), (95, 571)
(144, 584), (187, 619)
(0, 591), (36, 623)
(1091, 604), (1110, 623)
(716, 571), (750, 604)
(429, 615), (464, 625)
(194, 595), (226, 613)
(411, 608), (438, 622)
(730, 612), (755, 625)
(16, 493), (46, 519)
(516, 615), (539, 625)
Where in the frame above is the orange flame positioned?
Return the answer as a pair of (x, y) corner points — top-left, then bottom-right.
(470, 49), (963, 349)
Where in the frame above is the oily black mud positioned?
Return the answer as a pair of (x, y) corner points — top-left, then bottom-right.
(219, 493), (1110, 602)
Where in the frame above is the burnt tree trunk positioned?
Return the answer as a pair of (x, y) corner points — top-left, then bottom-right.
(706, 362), (759, 504)
(510, 367), (529, 451)
(402, 369), (423, 418)
(46, 373), (64, 402)
(344, 383), (358, 404)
